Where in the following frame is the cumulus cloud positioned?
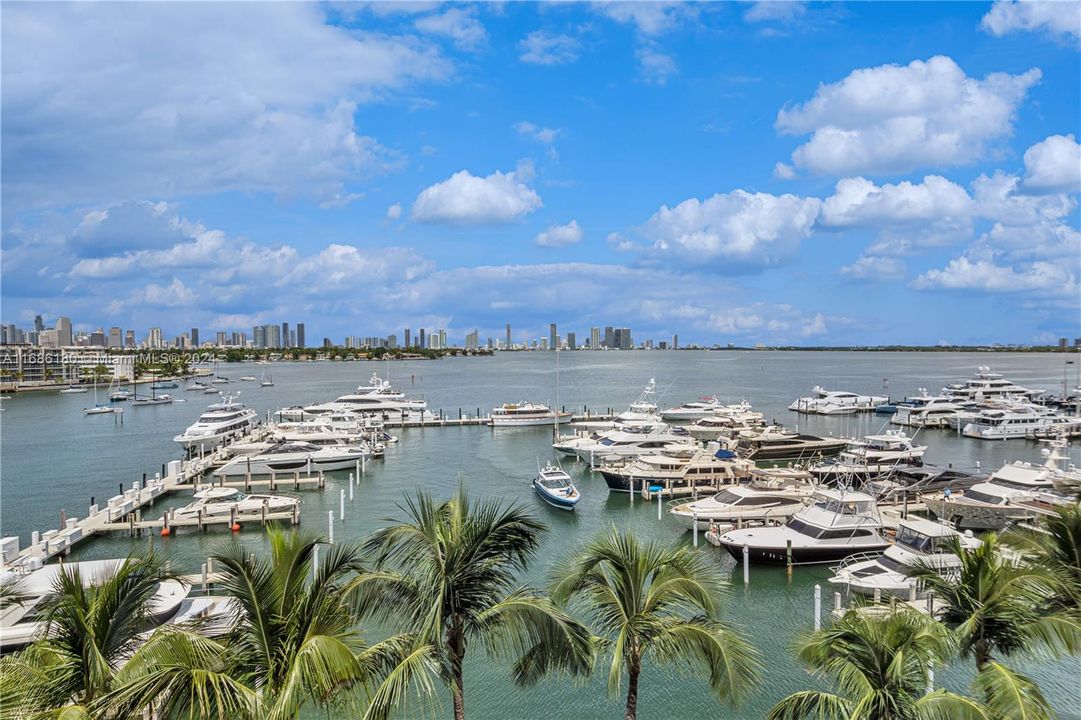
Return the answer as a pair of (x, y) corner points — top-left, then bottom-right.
(839, 255), (906, 279)
(819, 175), (974, 228)
(981, 0), (1081, 43)
(913, 256), (1077, 296)
(1, 3), (449, 209)
(776, 56), (1041, 176)
(593, 2), (691, 35)
(535, 220), (583, 247)
(773, 162), (797, 180)
(414, 8), (487, 51)
(519, 31), (580, 65)
(1022, 134), (1081, 192)
(636, 46), (678, 85)
(411, 168), (542, 225)
(642, 190), (822, 267)
(744, 1), (807, 23)
(386, 203), (403, 220)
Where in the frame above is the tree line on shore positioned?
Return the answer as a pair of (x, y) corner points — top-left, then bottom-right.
(1, 491), (1077, 720)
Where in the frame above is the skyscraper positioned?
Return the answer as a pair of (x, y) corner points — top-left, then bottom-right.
(297, 323), (305, 348)
(549, 323), (557, 351)
(566, 332), (576, 350)
(148, 327), (163, 349)
(191, 327), (199, 347)
(505, 323), (512, 349)
(620, 328), (632, 350)
(281, 322), (290, 348)
(404, 328), (411, 348)
(591, 327), (600, 350)
(34, 315), (44, 333)
(438, 329), (446, 349)
(672, 334), (678, 350)
(125, 330), (135, 348)
(465, 330), (479, 349)
(108, 327), (123, 349)
(604, 326), (614, 349)
(56, 316), (73, 347)
(253, 326), (266, 348)
(267, 324), (281, 348)
(419, 328), (426, 349)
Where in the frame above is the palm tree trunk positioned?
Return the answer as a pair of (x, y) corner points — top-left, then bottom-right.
(624, 655), (641, 720)
(448, 624), (466, 720)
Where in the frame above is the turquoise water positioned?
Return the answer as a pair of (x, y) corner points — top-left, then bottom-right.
(2, 352), (1079, 718)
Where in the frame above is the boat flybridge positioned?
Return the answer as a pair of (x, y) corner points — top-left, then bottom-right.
(173, 395), (258, 453)
(890, 390), (964, 428)
(0, 559), (188, 652)
(943, 366), (1043, 403)
(730, 426), (848, 462)
(215, 441), (369, 477)
(810, 430), (927, 482)
(923, 445), (1075, 530)
(532, 463), (581, 510)
(828, 517), (981, 598)
(171, 487), (299, 520)
(572, 425), (695, 467)
(571, 378), (661, 431)
(669, 480), (815, 531)
(597, 447), (754, 493)
(788, 387), (888, 415)
(717, 487), (889, 565)
(686, 407), (766, 440)
(489, 402), (573, 427)
(660, 396), (731, 422)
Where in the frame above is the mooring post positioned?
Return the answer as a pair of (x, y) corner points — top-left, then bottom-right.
(743, 544), (750, 584)
(657, 488), (662, 520)
(339, 489), (345, 521)
(349, 472), (354, 501)
(328, 511), (334, 544)
(814, 584), (822, 630)
(692, 513), (698, 547)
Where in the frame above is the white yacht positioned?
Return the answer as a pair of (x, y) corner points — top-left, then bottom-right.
(669, 483), (814, 531)
(924, 447), (1074, 530)
(890, 391), (964, 428)
(660, 396), (728, 422)
(943, 366), (1043, 403)
(687, 409), (765, 440)
(532, 464), (581, 510)
(717, 488), (889, 564)
(788, 387), (888, 414)
(173, 397), (258, 452)
(810, 431), (927, 482)
(827, 517), (981, 598)
(731, 426), (848, 461)
(571, 378), (661, 431)
(489, 402), (572, 427)
(278, 372), (427, 420)
(215, 441), (368, 477)
(59, 385), (88, 394)
(0, 559), (188, 652)
(961, 404), (1078, 440)
(597, 447), (754, 493)
(572, 425), (695, 466)
(171, 487), (299, 520)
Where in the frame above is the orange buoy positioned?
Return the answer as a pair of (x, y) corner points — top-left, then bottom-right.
(231, 523), (241, 532)
(160, 528), (171, 537)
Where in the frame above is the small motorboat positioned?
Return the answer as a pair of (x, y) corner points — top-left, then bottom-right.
(84, 405), (115, 415)
(239, 376), (257, 381)
(60, 385), (88, 394)
(171, 487), (299, 520)
(532, 463), (580, 510)
(151, 382), (179, 389)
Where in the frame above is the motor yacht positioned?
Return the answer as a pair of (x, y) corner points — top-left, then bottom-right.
(571, 378), (662, 431)
(278, 373), (428, 419)
(573, 425), (695, 466)
(827, 517), (981, 598)
(732, 426), (848, 462)
(171, 487), (299, 520)
(890, 391), (964, 428)
(0, 559), (188, 652)
(923, 447), (1075, 530)
(239, 375), (257, 382)
(809, 431), (927, 482)
(961, 404), (1079, 440)
(943, 366), (1043, 403)
(215, 441), (369, 476)
(660, 396), (729, 422)
(717, 488), (889, 565)
(686, 411), (765, 440)
(532, 463), (580, 510)
(866, 465), (986, 504)
(489, 402), (573, 427)
(173, 397), (258, 452)
(788, 387), (888, 414)
(597, 447), (754, 493)
(669, 482), (814, 531)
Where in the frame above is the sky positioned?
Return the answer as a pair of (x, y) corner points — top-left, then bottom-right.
(1, 0), (1079, 347)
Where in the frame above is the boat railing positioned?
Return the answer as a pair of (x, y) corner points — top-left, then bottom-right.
(829, 550), (884, 574)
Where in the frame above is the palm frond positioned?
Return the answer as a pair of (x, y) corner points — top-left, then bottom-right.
(973, 660), (1055, 720)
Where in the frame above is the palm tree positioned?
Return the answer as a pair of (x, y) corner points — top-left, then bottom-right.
(351, 488), (594, 720)
(0, 553), (171, 717)
(768, 610), (990, 720)
(102, 530), (414, 720)
(550, 527), (759, 720)
(1006, 504), (1081, 610)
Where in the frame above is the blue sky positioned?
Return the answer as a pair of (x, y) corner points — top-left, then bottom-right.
(2, 1), (1079, 346)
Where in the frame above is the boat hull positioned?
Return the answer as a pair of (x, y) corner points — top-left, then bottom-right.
(532, 481), (579, 510)
(491, 412), (573, 427)
(718, 540), (889, 565)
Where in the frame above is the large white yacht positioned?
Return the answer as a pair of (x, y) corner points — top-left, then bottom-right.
(810, 431), (927, 482)
(686, 404), (766, 440)
(572, 425), (696, 466)
(0, 559), (188, 652)
(890, 391), (965, 428)
(597, 447), (754, 493)
(788, 387), (888, 414)
(489, 402), (573, 427)
(171, 487), (300, 520)
(669, 482), (814, 531)
(923, 446), (1074, 530)
(571, 378), (661, 431)
(278, 372), (428, 420)
(943, 366), (1043, 403)
(730, 426), (848, 461)
(215, 441), (368, 476)
(173, 397), (258, 452)
(660, 396), (728, 422)
(716, 488), (889, 564)
(827, 517), (981, 598)
(961, 404), (1079, 440)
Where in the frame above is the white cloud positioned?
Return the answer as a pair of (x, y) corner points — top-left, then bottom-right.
(981, 0), (1081, 43)
(839, 255), (906, 279)
(414, 8), (487, 51)
(773, 162), (797, 180)
(913, 256), (1077, 296)
(1022, 134), (1081, 192)
(643, 190), (822, 267)
(744, 1), (807, 23)
(1, 3), (449, 209)
(535, 220), (584, 247)
(636, 46), (678, 85)
(519, 31), (580, 65)
(514, 121), (560, 145)
(386, 203), (403, 220)
(972, 171), (1076, 225)
(411, 168), (542, 225)
(819, 175), (974, 228)
(776, 56), (1041, 175)
(593, 2), (691, 35)
(801, 313), (826, 337)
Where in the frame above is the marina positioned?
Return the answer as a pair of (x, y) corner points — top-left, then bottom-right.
(2, 351), (1079, 717)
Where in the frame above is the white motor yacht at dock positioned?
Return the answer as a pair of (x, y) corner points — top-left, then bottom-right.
(809, 431), (927, 482)
(215, 441), (368, 477)
(961, 404), (1080, 440)
(686, 406), (765, 441)
(890, 391), (964, 428)
(171, 487), (300, 521)
(489, 402), (573, 427)
(788, 387), (887, 414)
(571, 378), (661, 431)
(660, 396), (730, 422)
(827, 517), (981, 598)
(730, 426), (848, 462)
(572, 425), (695, 466)
(173, 396), (258, 453)
(279, 372), (428, 420)
(717, 488), (889, 565)
(943, 366), (1043, 403)
(597, 447), (753, 493)
(669, 482), (815, 531)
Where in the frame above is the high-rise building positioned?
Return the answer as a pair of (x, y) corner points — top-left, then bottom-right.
(465, 330), (479, 350)
(266, 324), (281, 348)
(296, 323), (305, 348)
(438, 329), (446, 349)
(289, 330), (296, 347)
(191, 328), (199, 347)
(108, 327), (123, 349)
(566, 332), (576, 350)
(419, 328), (426, 349)
(620, 328), (632, 350)
(604, 326), (614, 349)
(216, 331), (227, 346)
(549, 323), (557, 351)
(672, 334), (678, 350)
(505, 323), (512, 349)
(34, 315), (44, 333)
(404, 328), (411, 348)
(590, 327), (600, 350)
(147, 327), (163, 349)
(253, 326), (266, 348)
(125, 330), (135, 348)
(56, 316), (73, 347)
(89, 329), (105, 346)
(282, 322), (290, 348)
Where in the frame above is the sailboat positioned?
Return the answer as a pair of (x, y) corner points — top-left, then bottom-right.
(84, 379), (114, 415)
(108, 374), (130, 402)
(259, 366), (274, 387)
(132, 381), (172, 406)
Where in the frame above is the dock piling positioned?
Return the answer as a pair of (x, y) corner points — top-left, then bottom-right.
(339, 489), (345, 521)
(328, 511), (334, 545)
(656, 490), (662, 520)
(834, 591), (841, 614)
(814, 584), (821, 630)
(692, 513), (698, 547)
(349, 473), (354, 501)
(742, 544), (750, 584)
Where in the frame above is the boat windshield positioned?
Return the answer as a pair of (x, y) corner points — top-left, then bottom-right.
(814, 498), (874, 515)
(963, 489), (1006, 505)
(896, 526), (938, 553)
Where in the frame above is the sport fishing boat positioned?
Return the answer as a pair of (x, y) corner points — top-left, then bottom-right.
(827, 517), (981, 598)
(716, 488), (889, 565)
(171, 487), (300, 520)
(215, 442), (369, 476)
(173, 396), (258, 453)
(489, 402), (573, 427)
(597, 447), (753, 493)
(532, 463), (581, 510)
(668, 482), (814, 531)
(732, 426), (848, 462)
(809, 431), (927, 482)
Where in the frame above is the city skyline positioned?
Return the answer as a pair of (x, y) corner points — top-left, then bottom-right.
(2, 3), (1079, 345)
